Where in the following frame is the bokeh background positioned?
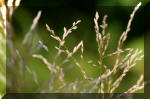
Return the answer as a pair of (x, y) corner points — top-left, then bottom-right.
(1, 0), (150, 98)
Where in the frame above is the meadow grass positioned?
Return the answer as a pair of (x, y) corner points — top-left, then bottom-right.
(0, 0), (148, 99)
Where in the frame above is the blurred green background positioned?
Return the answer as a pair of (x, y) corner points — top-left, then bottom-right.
(1, 0), (149, 98)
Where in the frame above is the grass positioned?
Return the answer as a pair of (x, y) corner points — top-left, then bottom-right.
(0, 0), (6, 98)
(31, 2), (144, 97)
(0, 0), (149, 99)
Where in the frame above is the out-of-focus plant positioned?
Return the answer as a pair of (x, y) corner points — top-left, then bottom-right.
(0, 0), (21, 98)
(0, 0), (6, 98)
